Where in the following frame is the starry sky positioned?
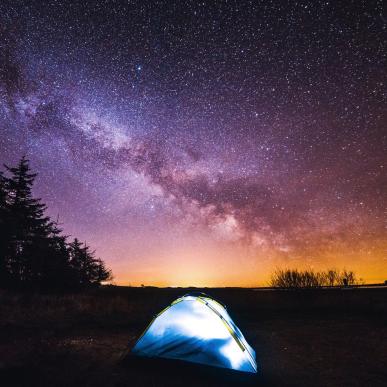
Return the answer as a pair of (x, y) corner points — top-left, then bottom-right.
(0, 0), (386, 286)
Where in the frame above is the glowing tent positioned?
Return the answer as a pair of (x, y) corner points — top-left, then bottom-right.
(132, 293), (257, 373)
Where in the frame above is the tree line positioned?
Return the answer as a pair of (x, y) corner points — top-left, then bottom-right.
(270, 268), (361, 289)
(0, 157), (112, 292)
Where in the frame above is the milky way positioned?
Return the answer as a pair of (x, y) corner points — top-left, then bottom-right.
(0, 1), (386, 286)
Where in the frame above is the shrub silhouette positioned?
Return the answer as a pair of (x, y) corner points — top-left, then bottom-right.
(270, 268), (360, 288)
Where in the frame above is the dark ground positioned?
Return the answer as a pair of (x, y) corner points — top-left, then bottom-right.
(0, 286), (386, 387)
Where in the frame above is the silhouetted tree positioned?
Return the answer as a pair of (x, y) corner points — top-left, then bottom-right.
(69, 238), (112, 288)
(27, 221), (75, 291)
(0, 157), (113, 291)
(341, 269), (357, 286)
(325, 269), (339, 287)
(4, 156), (54, 287)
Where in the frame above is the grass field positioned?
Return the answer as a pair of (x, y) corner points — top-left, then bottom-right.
(0, 286), (386, 386)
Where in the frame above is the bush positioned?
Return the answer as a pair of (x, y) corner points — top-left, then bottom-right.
(270, 268), (360, 288)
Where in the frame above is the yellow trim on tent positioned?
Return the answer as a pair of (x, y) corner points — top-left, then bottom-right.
(197, 296), (245, 352)
(136, 299), (184, 342)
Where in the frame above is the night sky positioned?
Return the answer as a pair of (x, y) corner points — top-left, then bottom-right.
(0, 1), (386, 286)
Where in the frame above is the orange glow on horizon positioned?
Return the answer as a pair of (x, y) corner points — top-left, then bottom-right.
(108, 241), (387, 287)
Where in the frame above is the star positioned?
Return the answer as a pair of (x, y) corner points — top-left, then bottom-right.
(0, 0), (385, 286)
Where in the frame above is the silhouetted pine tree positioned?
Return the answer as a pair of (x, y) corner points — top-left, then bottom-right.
(68, 238), (112, 288)
(94, 257), (112, 284)
(27, 219), (75, 291)
(0, 156), (113, 291)
(4, 156), (54, 287)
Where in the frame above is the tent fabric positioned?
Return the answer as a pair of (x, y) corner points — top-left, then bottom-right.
(132, 293), (257, 373)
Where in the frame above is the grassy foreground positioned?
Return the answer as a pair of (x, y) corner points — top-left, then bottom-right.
(0, 286), (386, 386)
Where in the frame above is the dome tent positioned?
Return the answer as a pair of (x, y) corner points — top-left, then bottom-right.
(132, 293), (257, 373)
